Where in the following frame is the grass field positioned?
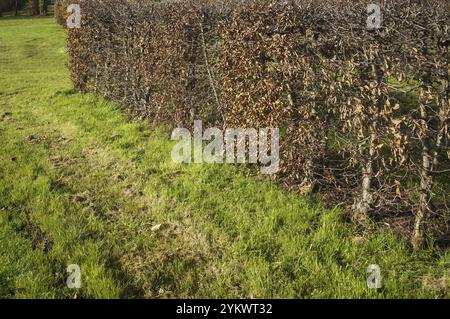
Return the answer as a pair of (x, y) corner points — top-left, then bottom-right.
(0, 16), (448, 299)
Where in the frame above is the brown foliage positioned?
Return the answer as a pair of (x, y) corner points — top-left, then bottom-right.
(67, 0), (449, 248)
(54, 0), (68, 26)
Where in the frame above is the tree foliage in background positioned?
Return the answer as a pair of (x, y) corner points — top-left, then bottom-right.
(0, 0), (27, 15)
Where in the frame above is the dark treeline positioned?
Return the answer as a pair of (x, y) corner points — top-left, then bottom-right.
(0, 0), (52, 16)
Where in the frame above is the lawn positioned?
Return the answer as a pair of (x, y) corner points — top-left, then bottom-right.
(0, 16), (448, 299)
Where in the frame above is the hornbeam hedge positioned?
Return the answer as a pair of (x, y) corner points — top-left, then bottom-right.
(66, 0), (449, 249)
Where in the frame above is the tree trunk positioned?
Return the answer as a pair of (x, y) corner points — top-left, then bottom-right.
(354, 125), (376, 222)
(42, 0), (48, 16)
(199, 18), (222, 121)
(412, 87), (434, 250)
(433, 77), (449, 167)
(302, 99), (319, 195)
(33, 0), (40, 16)
(15, 0), (19, 15)
(354, 56), (382, 222)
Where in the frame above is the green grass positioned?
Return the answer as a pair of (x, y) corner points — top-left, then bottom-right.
(0, 16), (448, 299)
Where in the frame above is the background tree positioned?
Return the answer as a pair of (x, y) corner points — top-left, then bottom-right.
(0, 0), (25, 16)
(42, 0), (48, 15)
(33, 0), (39, 15)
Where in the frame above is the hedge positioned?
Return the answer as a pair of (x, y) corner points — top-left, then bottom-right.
(67, 0), (449, 249)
